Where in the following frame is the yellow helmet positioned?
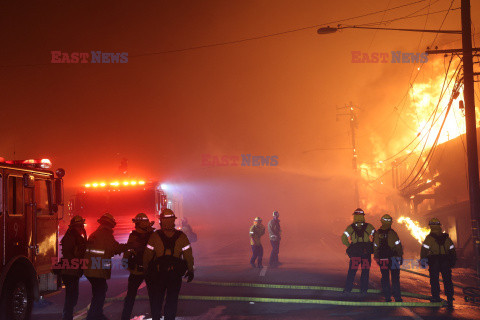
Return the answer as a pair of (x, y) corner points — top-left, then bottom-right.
(353, 208), (365, 215)
(429, 218), (442, 226)
(254, 217), (262, 222)
(381, 214), (393, 222)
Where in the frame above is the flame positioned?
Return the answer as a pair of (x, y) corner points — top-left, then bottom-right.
(397, 216), (430, 244)
(359, 58), (479, 186)
(408, 75), (466, 147)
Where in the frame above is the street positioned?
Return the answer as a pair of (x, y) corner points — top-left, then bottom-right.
(32, 230), (480, 320)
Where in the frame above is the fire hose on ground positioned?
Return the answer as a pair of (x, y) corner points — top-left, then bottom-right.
(401, 268), (480, 303)
(72, 279), (447, 318)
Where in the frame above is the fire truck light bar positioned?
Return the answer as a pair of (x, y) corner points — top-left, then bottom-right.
(84, 180), (146, 188)
(5, 158), (52, 169)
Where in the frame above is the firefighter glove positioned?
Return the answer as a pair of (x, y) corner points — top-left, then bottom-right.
(420, 258), (428, 269)
(185, 270), (194, 283)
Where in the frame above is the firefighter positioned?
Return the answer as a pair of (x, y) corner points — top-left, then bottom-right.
(143, 209), (194, 320)
(120, 213), (155, 320)
(342, 208), (375, 294)
(268, 210), (282, 267)
(181, 218), (197, 243)
(60, 215), (87, 320)
(249, 217), (265, 268)
(420, 218), (456, 310)
(84, 213), (127, 320)
(373, 214), (403, 302)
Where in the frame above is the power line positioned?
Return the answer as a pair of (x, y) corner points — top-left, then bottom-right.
(366, 57), (461, 184)
(0, 0), (430, 68)
(397, 57), (456, 188)
(398, 59), (460, 188)
(358, 2), (460, 28)
(129, 0), (431, 58)
(430, 0), (456, 48)
(399, 61), (463, 190)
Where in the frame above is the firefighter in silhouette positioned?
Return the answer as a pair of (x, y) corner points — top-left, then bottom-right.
(250, 217), (265, 268)
(268, 210), (282, 267)
(373, 214), (403, 302)
(84, 213), (127, 320)
(144, 209), (194, 320)
(181, 218), (197, 243)
(342, 208), (375, 294)
(60, 215), (87, 320)
(121, 213), (155, 320)
(420, 218), (456, 310)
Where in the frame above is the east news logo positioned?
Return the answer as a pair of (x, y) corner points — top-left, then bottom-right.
(351, 51), (428, 63)
(51, 51), (128, 63)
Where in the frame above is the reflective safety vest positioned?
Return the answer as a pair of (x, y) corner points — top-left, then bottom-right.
(421, 232), (456, 259)
(373, 228), (403, 259)
(342, 222), (375, 245)
(144, 229), (194, 277)
(250, 224), (265, 246)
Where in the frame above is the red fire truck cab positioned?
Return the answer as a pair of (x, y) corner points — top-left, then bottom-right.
(0, 158), (65, 320)
(68, 179), (180, 243)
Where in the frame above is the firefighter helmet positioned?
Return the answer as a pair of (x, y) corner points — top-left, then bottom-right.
(69, 215), (85, 227)
(254, 217), (262, 222)
(132, 213), (154, 225)
(97, 212), (116, 228)
(160, 208), (177, 219)
(381, 214), (393, 222)
(353, 208), (365, 215)
(133, 212), (148, 222)
(429, 218), (442, 226)
(273, 211), (279, 218)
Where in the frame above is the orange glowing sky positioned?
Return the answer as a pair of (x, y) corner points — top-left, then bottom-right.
(1, 0), (479, 226)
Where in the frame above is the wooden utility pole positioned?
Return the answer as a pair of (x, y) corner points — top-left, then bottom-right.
(461, 0), (480, 279)
(425, 0), (480, 280)
(337, 104), (360, 207)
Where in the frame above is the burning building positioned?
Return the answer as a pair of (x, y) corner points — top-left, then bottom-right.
(390, 129), (479, 267)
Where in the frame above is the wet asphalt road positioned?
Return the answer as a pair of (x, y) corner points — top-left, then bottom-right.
(32, 231), (480, 319)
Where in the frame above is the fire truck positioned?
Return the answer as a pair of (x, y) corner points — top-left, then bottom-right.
(68, 179), (182, 242)
(0, 158), (65, 320)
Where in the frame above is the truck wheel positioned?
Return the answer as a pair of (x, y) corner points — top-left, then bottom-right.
(5, 276), (33, 320)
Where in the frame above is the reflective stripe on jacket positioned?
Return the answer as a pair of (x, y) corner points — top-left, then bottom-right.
(84, 225), (126, 279)
(420, 232), (456, 259)
(123, 229), (153, 275)
(373, 228), (403, 258)
(342, 223), (375, 246)
(250, 224), (265, 246)
(143, 229), (194, 272)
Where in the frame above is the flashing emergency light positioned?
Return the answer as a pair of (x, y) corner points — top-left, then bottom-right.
(160, 183), (168, 190)
(7, 158), (52, 169)
(84, 180), (148, 189)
